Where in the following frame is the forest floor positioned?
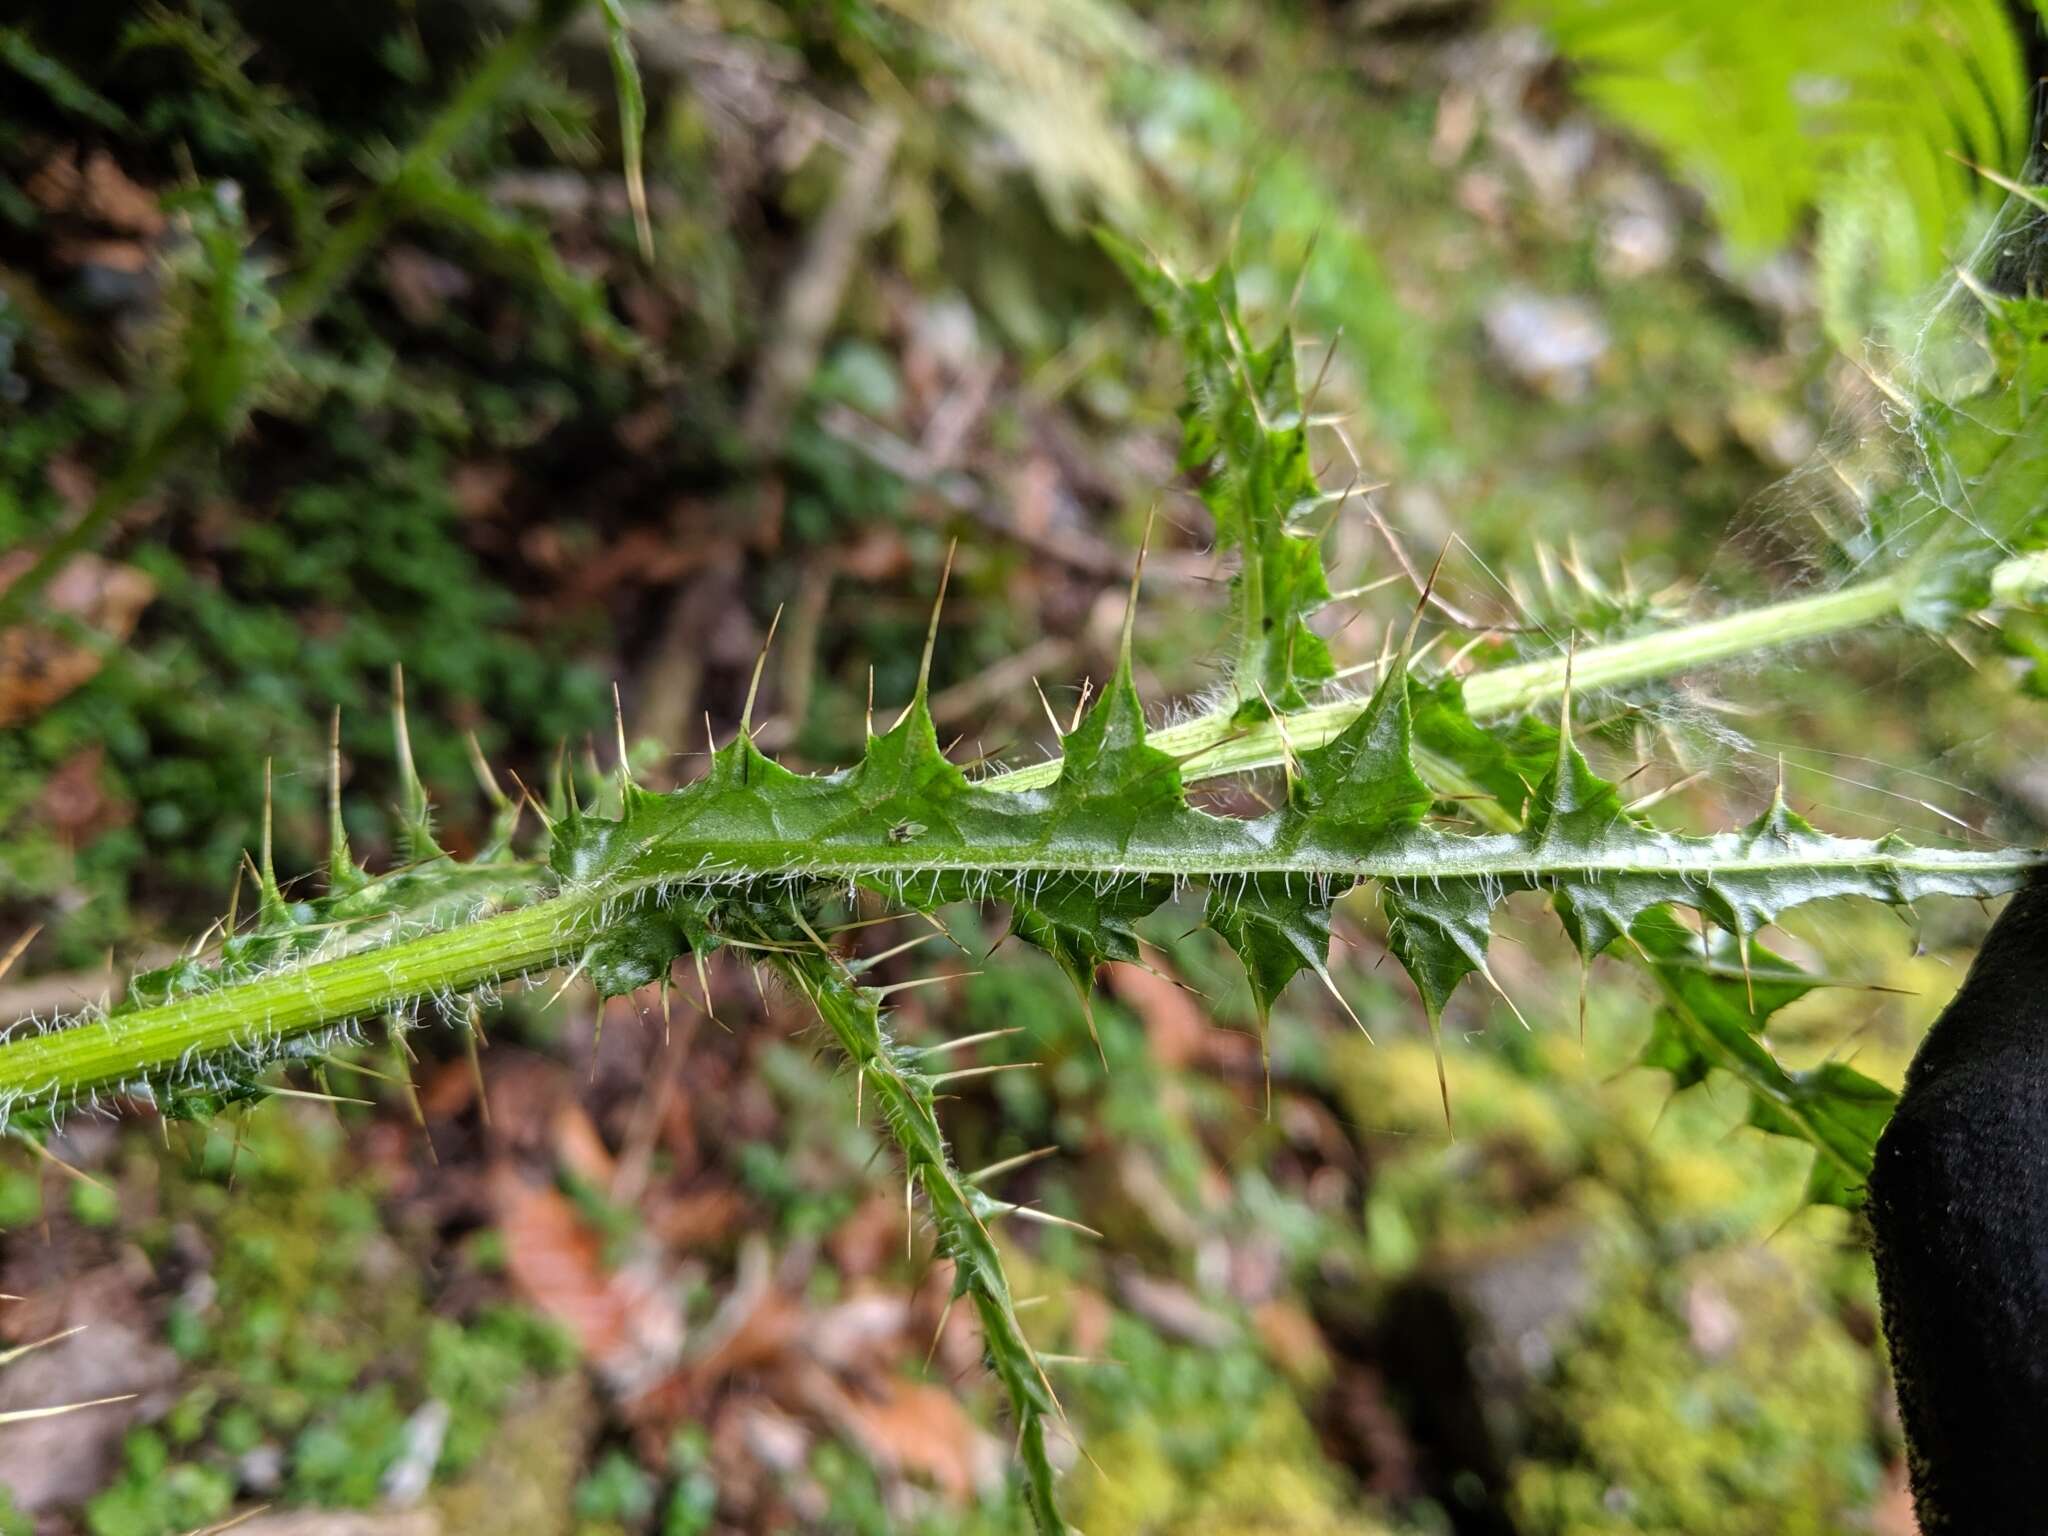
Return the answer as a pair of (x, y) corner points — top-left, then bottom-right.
(2, 1), (2043, 1533)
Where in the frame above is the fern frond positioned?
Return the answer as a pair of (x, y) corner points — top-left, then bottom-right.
(1519, 0), (2043, 342)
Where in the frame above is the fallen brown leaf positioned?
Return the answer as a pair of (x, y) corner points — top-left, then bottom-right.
(1116, 1267), (1233, 1348)
(1253, 1298), (1332, 1387)
(449, 459), (516, 520)
(26, 149), (164, 240)
(1109, 962), (1254, 1074)
(826, 1189), (908, 1280)
(647, 1185), (744, 1250)
(0, 552), (155, 728)
(214, 1513), (438, 1536)
(808, 1375), (999, 1504)
(489, 1166), (681, 1388)
(381, 245), (472, 325)
(550, 1101), (617, 1188)
(36, 745), (119, 840)
(0, 1269), (177, 1513)
(79, 151), (164, 236)
(50, 238), (149, 274)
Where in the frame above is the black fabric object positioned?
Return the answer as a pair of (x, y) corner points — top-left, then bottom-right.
(1867, 874), (2048, 1533)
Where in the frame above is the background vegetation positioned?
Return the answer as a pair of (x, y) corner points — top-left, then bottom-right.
(3, 0), (2046, 1533)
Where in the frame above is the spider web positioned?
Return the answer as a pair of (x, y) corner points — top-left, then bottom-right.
(1495, 153), (2048, 854)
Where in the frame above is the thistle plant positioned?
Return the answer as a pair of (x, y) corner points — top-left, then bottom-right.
(3, 230), (2045, 1531)
(0, 0), (645, 636)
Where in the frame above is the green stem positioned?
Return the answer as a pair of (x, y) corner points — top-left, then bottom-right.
(0, 895), (1073, 1526)
(5, 835), (2033, 1111)
(274, 0), (585, 326)
(0, 895), (597, 1113)
(986, 569), (1921, 793)
(1462, 574), (1908, 715)
(786, 950), (1069, 1534)
(7, 557), (2044, 1112)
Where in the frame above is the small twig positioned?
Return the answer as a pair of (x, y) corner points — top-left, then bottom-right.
(740, 108), (902, 453)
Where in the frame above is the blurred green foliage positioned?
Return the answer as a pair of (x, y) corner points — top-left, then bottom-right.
(1520, 0), (2048, 348)
(1, 1), (640, 961)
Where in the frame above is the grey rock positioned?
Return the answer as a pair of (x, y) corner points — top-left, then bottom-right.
(1482, 292), (1610, 400)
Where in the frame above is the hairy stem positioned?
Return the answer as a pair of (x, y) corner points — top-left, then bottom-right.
(783, 947), (1068, 1534)
(4, 555), (2044, 1108)
(0, 893), (594, 1109)
(3, 831), (2033, 1110)
(983, 560), (2041, 794)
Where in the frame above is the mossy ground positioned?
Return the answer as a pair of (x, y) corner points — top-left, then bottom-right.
(2, 0), (2038, 1531)
(25, 1110), (575, 1536)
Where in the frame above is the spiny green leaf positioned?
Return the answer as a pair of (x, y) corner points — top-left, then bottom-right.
(1408, 674), (1556, 820)
(1631, 907), (1895, 1208)
(1985, 289), (2048, 403)
(1809, 216), (2048, 628)
(1001, 668), (1181, 1002)
(782, 944), (1069, 1534)
(1009, 872), (1168, 997)
(1206, 644), (1430, 1025)
(1288, 646), (1433, 838)
(391, 672), (447, 864)
(9, 245), (2043, 1217)
(1205, 874), (1334, 1033)
(7, 215), (2048, 1534)
(1898, 378), (2048, 630)
(16, 637), (2033, 1129)
(1101, 231), (1337, 714)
